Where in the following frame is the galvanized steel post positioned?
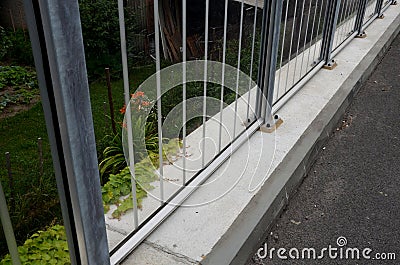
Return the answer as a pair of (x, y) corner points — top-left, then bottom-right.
(320, 0), (342, 69)
(354, 0), (369, 36)
(375, 0), (385, 17)
(23, 0), (110, 264)
(256, 0), (283, 130)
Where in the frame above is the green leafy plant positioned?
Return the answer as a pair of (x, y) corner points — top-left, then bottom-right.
(0, 66), (39, 112)
(99, 115), (160, 179)
(98, 132), (125, 182)
(0, 66), (38, 91)
(0, 27), (12, 61)
(102, 159), (157, 219)
(0, 225), (69, 265)
(99, 91), (159, 180)
(102, 138), (182, 219)
(1, 29), (34, 66)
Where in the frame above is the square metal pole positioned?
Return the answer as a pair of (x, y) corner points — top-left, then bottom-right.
(354, 0), (368, 36)
(320, 0), (342, 68)
(255, 0), (283, 128)
(375, 0), (385, 17)
(23, 0), (110, 264)
(255, 0), (271, 120)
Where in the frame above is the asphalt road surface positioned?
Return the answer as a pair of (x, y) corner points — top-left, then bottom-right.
(247, 33), (400, 265)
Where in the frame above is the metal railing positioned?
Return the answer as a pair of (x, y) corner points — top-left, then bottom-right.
(364, 0), (379, 24)
(3, 0), (393, 264)
(111, 0), (399, 261)
(274, 0), (328, 107)
(332, 0), (360, 51)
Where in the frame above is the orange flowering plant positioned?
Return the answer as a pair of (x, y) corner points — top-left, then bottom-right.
(100, 90), (157, 180)
(119, 90), (153, 115)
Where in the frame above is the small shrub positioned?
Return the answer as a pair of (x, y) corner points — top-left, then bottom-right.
(102, 140), (182, 219)
(102, 162), (157, 219)
(1, 29), (34, 66)
(0, 225), (69, 265)
(99, 91), (158, 180)
(0, 27), (12, 61)
(0, 66), (38, 90)
(0, 66), (39, 112)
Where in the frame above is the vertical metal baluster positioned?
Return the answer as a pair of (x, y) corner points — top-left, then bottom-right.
(339, 0), (351, 46)
(103, 101), (108, 131)
(202, 0), (210, 167)
(118, 0), (139, 227)
(347, 0), (359, 36)
(376, 0), (384, 17)
(364, 0), (369, 21)
(275, 0), (290, 102)
(246, 0), (260, 123)
(182, 0), (187, 185)
(375, 0), (382, 15)
(0, 180), (21, 265)
(344, 0), (355, 37)
(262, 0), (284, 125)
(369, 0), (375, 18)
(218, 0), (229, 152)
(38, 137), (44, 178)
(371, 0), (375, 16)
(299, 0), (314, 77)
(312, 0), (325, 64)
(284, 0), (299, 93)
(153, 0), (164, 203)
(356, 0), (363, 23)
(5, 152), (14, 209)
(354, 0), (368, 35)
(365, 0), (372, 22)
(372, 0), (376, 16)
(368, 0), (374, 21)
(340, 0), (353, 44)
(306, 0), (319, 69)
(292, 0), (306, 86)
(333, 1), (345, 49)
(233, 0), (245, 138)
(320, 0), (342, 66)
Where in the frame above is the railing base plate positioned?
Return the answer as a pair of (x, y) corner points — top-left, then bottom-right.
(356, 31), (367, 38)
(323, 60), (338, 70)
(259, 118), (283, 133)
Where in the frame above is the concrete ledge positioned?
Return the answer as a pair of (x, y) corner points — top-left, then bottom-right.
(122, 5), (400, 265)
(227, 10), (400, 265)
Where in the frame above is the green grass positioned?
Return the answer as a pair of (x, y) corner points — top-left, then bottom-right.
(0, 102), (60, 256)
(0, 64), (156, 256)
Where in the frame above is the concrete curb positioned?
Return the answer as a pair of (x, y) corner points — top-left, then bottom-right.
(216, 9), (400, 265)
